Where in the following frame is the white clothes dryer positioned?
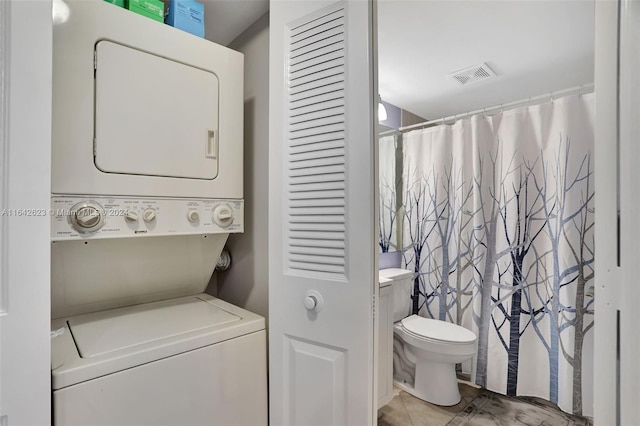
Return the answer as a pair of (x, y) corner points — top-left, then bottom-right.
(52, 0), (243, 199)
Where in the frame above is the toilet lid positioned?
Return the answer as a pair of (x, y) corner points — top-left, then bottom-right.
(401, 315), (476, 344)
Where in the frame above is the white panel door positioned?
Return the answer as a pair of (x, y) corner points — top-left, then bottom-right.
(0, 0), (52, 424)
(269, 1), (377, 425)
(594, 2), (620, 425)
(616, 0), (640, 424)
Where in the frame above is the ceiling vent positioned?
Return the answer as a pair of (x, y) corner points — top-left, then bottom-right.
(448, 63), (496, 86)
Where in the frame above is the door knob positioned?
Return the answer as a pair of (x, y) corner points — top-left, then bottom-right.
(304, 296), (317, 310)
(303, 290), (324, 313)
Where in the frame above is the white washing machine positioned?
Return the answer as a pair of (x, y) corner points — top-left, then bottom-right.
(50, 2), (266, 425)
(51, 293), (266, 425)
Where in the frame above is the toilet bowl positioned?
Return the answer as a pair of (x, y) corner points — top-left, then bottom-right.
(377, 268), (478, 408)
(393, 314), (477, 406)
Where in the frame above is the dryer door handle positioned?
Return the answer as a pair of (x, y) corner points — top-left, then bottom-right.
(206, 130), (218, 159)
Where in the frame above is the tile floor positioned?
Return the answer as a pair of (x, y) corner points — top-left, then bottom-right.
(378, 382), (593, 426)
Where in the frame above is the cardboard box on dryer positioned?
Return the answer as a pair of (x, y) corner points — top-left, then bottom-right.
(165, 0), (204, 38)
(127, 0), (164, 22)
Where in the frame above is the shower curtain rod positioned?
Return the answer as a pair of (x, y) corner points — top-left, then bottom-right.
(398, 83), (594, 133)
(379, 129), (401, 137)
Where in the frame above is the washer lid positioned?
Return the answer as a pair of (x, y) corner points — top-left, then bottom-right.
(51, 294), (265, 390)
(68, 296), (240, 358)
(401, 315), (476, 344)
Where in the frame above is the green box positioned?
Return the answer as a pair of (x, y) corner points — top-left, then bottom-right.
(104, 0), (126, 8)
(126, 0), (164, 22)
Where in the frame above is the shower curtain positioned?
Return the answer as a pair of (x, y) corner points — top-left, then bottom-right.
(379, 135), (399, 253)
(401, 93), (595, 416)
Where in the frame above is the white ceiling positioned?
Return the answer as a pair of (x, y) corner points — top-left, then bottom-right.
(377, 0), (595, 121)
(202, 0), (269, 46)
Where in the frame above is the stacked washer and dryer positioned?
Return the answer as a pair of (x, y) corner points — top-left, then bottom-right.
(50, 2), (267, 425)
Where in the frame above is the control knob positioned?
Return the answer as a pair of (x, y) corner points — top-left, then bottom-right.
(212, 204), (234, 228)
(187, 210), (200, 222)
(125, 209), (139, 222)
(142, 208), (157, 223)
(69, 201), (105, 233)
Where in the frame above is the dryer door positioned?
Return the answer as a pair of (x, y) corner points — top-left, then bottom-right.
(94, 40), (219, 180)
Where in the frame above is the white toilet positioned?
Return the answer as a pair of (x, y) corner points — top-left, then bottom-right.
(379, 268), (477, 407)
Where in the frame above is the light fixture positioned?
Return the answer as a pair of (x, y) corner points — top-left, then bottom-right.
(52, 0), (71, 24)
(378, 97), (388, 122)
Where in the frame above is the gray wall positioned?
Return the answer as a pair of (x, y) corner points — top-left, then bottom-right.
(210, 13), (270, 322)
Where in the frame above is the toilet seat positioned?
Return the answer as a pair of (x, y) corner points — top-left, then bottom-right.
(400, 315), (476, 344)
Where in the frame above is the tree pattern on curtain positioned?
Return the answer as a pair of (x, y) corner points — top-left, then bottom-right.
(379, 135), (399, 253)
(400, 94), (595, 416)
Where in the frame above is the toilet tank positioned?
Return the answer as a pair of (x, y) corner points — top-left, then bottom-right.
(379, 268), (414, 322)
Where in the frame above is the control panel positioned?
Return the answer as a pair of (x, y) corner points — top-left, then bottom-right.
(51, 196), (243, 240)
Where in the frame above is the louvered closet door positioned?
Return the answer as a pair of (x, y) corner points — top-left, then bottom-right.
(269, 1), (377, 425)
